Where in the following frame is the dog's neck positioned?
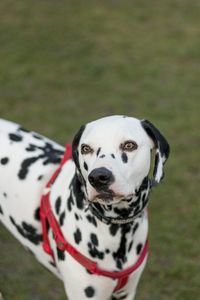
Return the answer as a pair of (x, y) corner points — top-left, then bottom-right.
(71, 172), (151, 226)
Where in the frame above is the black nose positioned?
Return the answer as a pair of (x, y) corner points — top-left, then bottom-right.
(88, 167), (114, 190)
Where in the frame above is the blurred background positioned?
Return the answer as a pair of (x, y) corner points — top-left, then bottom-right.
(0, 1), (199, 299)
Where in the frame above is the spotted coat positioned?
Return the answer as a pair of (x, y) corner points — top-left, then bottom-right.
(0, 116), (170, 300)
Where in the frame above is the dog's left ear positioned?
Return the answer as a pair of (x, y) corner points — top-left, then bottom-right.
(141, 119), (170, 185)
(72, 125), (86, 167)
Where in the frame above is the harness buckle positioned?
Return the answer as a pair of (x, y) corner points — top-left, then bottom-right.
(57, 240), (66, 251)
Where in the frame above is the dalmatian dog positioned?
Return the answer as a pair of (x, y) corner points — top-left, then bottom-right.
(0, 116), (170, 300)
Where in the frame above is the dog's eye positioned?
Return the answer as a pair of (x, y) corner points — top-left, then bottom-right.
(81, 144), (93, 155)
(121, 140), (138, 152)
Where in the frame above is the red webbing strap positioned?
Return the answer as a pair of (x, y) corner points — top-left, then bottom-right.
(40, 144), (72, 257)
(43, 144), (72, 191)
(41, 194), (98, 271)
(113, 239), (148, 291)
(41, 194), (148, 277)
(40, 143), (149, 292)
(114, 276), (129, 292)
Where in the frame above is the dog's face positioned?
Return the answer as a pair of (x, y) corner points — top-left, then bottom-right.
(72, 116), (169, 205)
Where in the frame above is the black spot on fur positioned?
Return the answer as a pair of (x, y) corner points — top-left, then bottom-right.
(18, 157), (39, 179)
(111, 154), (115, 159)
(49, 261), (56, 268)
(0, 205), (3, 214)
(72, 125), (86, 169)
(136, 243), (143, 255)
(88, 242), (104, 260)
(75, 213), (79, 221)
(121, 152), (128, 163)
(55, 197), (61, 215)
(9, 217), (42, 245)
(86, 215), (97, 227)
(32, 133), (43, 140)
(9, 133), (23, 142)
(99, 154), (105, 158)
(26, 144), (37, 152)
(37, 175), (43, 181)
(57, 247), (65, 260)
(74, 228), (82, 244)
(105, 205), (112, 211)
(0, 157), (9, 165)
(96, 147), (101, 157)
(88, 242), (104, 259)
(142, 193), (148, 207)
(109, 224), (120, 236)
(113, 225), (130, 269)
(128, 241), (133, 252)
(132, 196), (141, 211)
(34, 207), (40, 221)
(42, 143), (64, 165)
(3, 192), (7, 198)
(70, 175), (85, 210)
(59, 211), (65, 226)
(90, 233), (99, 246)
(18, 143), (64, 180)
(93, 203), (105, 216)
(84, 286), (95, 298)
(67, 193), (74, 212)
(84, 161), (88, 171)
(113, 207), (132, 219)
(22, 222), (36, 234)
(137, 179), (149, 197)
(18, 127), (30, 133)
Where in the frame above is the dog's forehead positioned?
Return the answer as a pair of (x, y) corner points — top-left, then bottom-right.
(80, 116), (148, 146)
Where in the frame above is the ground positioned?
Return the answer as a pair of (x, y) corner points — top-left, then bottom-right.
(0, 0), (199, 299)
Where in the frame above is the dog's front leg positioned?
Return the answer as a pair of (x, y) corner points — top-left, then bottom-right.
(58, 260), (116, 300)
(63, 276), (116, 300)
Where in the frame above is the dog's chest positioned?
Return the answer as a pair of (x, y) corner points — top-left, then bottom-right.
(50, 162), (148, 271)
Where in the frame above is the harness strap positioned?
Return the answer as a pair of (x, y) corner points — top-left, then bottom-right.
(40, 144), (72, 257)
(40, 144), (149, 292)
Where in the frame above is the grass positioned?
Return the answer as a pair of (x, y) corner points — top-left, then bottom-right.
(0, 0), (199, 299)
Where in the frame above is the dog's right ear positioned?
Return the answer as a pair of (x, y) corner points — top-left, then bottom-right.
(141, 119), (170, 185)
(72, 125), (86, 167)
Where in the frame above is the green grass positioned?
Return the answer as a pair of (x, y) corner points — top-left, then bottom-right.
(0, 0), (199, 299)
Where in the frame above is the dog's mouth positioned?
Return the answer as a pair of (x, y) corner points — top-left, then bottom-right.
(89, 192), (134, 205)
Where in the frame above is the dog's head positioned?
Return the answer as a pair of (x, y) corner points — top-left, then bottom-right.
(72, 115), (170, 205)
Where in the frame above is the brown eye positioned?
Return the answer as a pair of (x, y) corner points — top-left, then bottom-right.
(81, 144), (93, 155)
(121, 140), (138, 152)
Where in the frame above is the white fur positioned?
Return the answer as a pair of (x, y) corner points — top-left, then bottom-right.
(0, 116), (168, 300)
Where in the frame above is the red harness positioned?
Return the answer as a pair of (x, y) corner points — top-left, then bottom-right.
(40, 144), (149, 292)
